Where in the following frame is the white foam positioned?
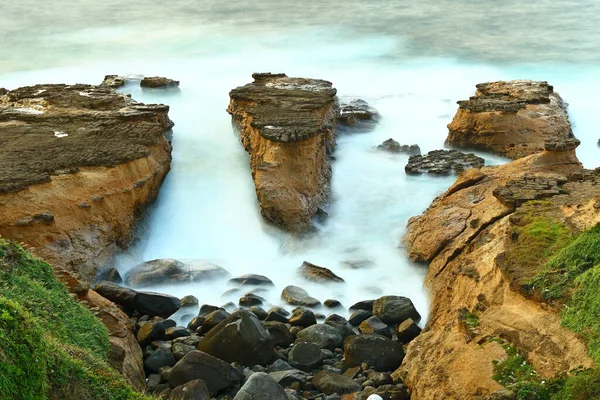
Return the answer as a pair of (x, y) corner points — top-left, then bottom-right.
(54, 131), (68, 138)
(13, 107), (44, 115)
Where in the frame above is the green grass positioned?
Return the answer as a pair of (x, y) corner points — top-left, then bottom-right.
(0, 239), (150, 400)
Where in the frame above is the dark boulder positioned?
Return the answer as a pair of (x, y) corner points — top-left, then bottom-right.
(289, 308), (317, 327)
(180, 295), (199, 308)
(268, 359), (294, 373)
(125, 259), (228, 288)
(168, 351), (244, 394)
(172, 342), (196, 361)
(165, 326), (191, 340)
(135, 291), (181, 318)
(377, 139), (421, 155)
(168, 379), (211, 400)
(298, 261), (345, 283)
(359, 316), (392, 338)
(264, 321), (294, 347)
(137, 320), (166, 347)
(141, 76), (180, 89)
(145, 346), (176, 373)
(99, 267), (123, 284)
(281, 285), (321, 307)
(229, 274), (274, 286)
(338, 99), (379, 131)
(200, 309), (230, 333)
(295, 324), (343, 350)
(349, 300), (375, 312)
(92, 280), (136, 311)
(405, 150), (484, 175)
(312, 370), (361, 395)
(268, 370), (310, 387)
(372, 296), (421, 324)
(324, 299), (342, 308)
(233, 372), (288, 400)
(395, 318), (422, 344)
(288, 341), (322, 372)
(187, 316), (205, 332)
(239, 293), (265, 307)
(349, 310), (372, 326)
(344, 334), (404, 372)
(249, 306), (268, 320)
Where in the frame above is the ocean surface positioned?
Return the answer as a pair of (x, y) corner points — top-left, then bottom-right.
(1, 1), (599, 323)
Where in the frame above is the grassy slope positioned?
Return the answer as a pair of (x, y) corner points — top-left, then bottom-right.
(0, 239), (150, 400)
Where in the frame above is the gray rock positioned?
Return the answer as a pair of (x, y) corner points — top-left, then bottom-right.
(168, 379), (210, 400)
(92, 281), (136, 311)
(233, 372), (288, 400)
(135, 291), (181, 318)
(288, 341), (322, 372)
(180, 295), (199, 308)
(269, 369), (310, 387)
(339, 99), (379, 131)
(145, 346), (176, 373)
(172, 342), (196, 361)
(249, 306), (268, 320)
(377, 139), (421, 155)
(99, 267), (123, 284)
(125, 259), (228, 288)
(289, 308), (317, 327)
(229, 274), (274, 286)
(395, 318), (422, 344)
(344, 334), (404, 372)
(298, 261), (345, 283)
(268, 359), (294, 373)
(295, 324), (344, 350)
(281, 286), (321, 307)
(200, 309), (230, 333)
(264, 321), (294, 347)
(349, 310), (372, 326)
(166, 326), (191, 340)
(372, 296), (421, 324)
(405, 150), (484, 175)
(168, 351), (244, 395)
(312, 370), (361, 395)
(359, 316), (392, 338)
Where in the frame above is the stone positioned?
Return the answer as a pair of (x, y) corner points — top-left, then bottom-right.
(377, 139), (421, 155)
(100, 268), (123, 284)
(125, 259), (229, 288)
(395, 318), (421, 344)
(145, 346), (176, 373)
(92, 281), (137, 312)
(264, 321), (294, 347)
(249, 306), (268, 320)
(289, 308), (317, 327)
(339, 99), (379, 131)
(265, 310), (289, 323)
(101, 75), (126, 88)
(269, 307), (291, 316)
(349, 300), (375, 312)
(269, 370), (310, 387)
(281, 285), (321, 307)
(447, 80), (573, 159)
(234, 372), (288, 400)
(488, 389), (517, 400)
(200, 309), (231, 333)
(313, 370), (361, 395)
(137, 320), (166, 348)
(239, 293), (265, 307)
(298, 261), (345, 283)
(180, 295), (199, 308)
(199, 304), (221, 317)
(324, 299), (342, 308)
(165, 326), (191, 340)
(168, 379), (211, 400)
(359, 316), (391, 338)
(344, 334), (404, 372)
(229, 274), (274, 286)
(187, 316), (204, 332)
(197, 310), (274, 366)
(227, 73), (338, 232)
(141, 76), (180, 89)
(492, 175), (569, 209)
(135, 291), (181, 319)
(295, 324), (344, 350)
(349, 310), (372, 326)
(372, 296), (421, 324)
(288, 341), (322, 372)
(168, 351), (244, 395)
(172, 342), (196, 361)
(268, 359), (294, 372)
(405, 150), (484, 175)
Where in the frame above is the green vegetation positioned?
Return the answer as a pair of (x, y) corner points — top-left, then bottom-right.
(0, 239), (149, 400)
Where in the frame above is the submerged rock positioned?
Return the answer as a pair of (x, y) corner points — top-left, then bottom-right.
(281, 285), (321, 307)
(298, 261), (345, 283)
(227, 73), (338, 232)
(124, 259), (229, 287)
(446, 80), (573, 159)
(405, 150), (484, 175)
(101, 74), (126, 88)
(338, 99), (379, 131)
(141, 76), (180, 89)
(229, 274), (274, 286)
(377, 139), (421, 155)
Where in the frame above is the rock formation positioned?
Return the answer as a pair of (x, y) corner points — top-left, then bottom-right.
(446, 80), (573, 159)
(399, 138), (599, 399)
(0, 83), (173, 281)
(405, 150), (484, 175)
(227, 73), (338, 232)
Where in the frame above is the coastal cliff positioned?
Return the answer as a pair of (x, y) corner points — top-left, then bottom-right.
(446, 80), (573, 159)
(227, 73), (338, 232)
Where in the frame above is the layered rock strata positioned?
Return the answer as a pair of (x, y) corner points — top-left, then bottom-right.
(446, 80), (573, 159)
(399, 139), (599, 399)
(0, 83), (173, 281)
(227, 73), (338, 232)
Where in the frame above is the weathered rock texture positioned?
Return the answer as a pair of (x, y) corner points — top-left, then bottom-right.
(227, 73), (338, 232)
(446, 80), (573, 159)
(0, 84), (172, 281)
(399, 139), (599, 399)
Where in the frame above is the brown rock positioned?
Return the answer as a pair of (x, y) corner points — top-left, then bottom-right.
(141, 76), (180, 89)
(446, 80), (573, 159)
(227, 73), (338, 232)
(298, 261), (345, 283)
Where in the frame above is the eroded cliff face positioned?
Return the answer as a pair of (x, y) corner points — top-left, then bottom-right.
(398, 139), (599, 399)
(446, 80), (573, 159)
(0, 84), (172, 281)
(227, 73), (338, 232)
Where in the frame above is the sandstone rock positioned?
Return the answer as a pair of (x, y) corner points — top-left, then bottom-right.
(492, 175), (568, 209)
(229, 274), (274, 286)
(339, 99), (379, 131)
(395, 319), (421, 344)
(289, 308), (317, 327)
(92, 280), (137, 312)
(227, 73), (338, 232)
(377, 139), (421, 155)
(288, 341), (322, 372)
(168, 379), (211, 400)
(446, 80), (573, 159)
(197, 310), (274, 366)
(344, 334), (404, 372)
(295, 324), (344, 350)
(168, 351), (244, 395)
(372, 296), (421, 325)
(125, 259), (228, 288)
(405, 150), (484, 175)
(135, 291), (181, 318)
(141, 76), (180, 89)
(313, 370), (361, 395)
(0, 83), (173, 281)
(234, 372), (288, 400)
(298, 261), (345, 283)
(281, 285), (321, 307)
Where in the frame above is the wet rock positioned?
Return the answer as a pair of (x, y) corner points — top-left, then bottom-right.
(269, 369), (310, 387)
(265, 310), (289, 323)
(187, 316), (204, 332)
(136, 321), (166, 347)
(125, 259), (229, 288)
(141, 76), (180, 89)
(298, 261), (345, 283)
(264, 321), (294, 347)
(197, 310), (274, 366)
(344, 334), (404, 372)
(239, 293), (265, 307)
(165, 327), (191, 340)
(99, 268), (123, 284)
(289, 308), (317, 327)
(295, 324), (344, 350)
(200, 309), (231, 333)
(172, 342), (196, 361)
(229, 274), (274, 286)
(339, 99), (379, 131)
(145, 346), (176, 373)
(377, 139), (421, 155)
(349, 310), (373, 326)
(268, 359), (294, 373)
(372, 296), (421, 324)
(135, 291), (181, 319)
(493, 175), (569, 209)
(349, 300), (375, 312)
(227, 73), (338, 232)
(359, 316), (391, 338)
(168, 351), (244, 395)
(249, 306), (268, 320)
(180, 295), (199, 308)
(288, 341), (322, 372)
(281, 285), (321, 307)
(405, 150), (484, 175)
(269, 307), (291, 316)
(92, 281), (137, 312)
(395, 318), (421, 344)
(234, 372), (288, 400)
(324, 299), (342, 308)
(168, 379), (211, 400)
(312, 370), (361, 395)
(199, 304), (221, 317)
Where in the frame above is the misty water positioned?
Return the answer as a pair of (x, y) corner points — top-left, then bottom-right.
(1, 1), (599, 323)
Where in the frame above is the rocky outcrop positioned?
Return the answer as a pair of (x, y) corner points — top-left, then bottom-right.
(141, 76), (180, 89)
(338, 99), (379, 131)
(377, 139), (421, 155)
(0, 83), (173, 281)
(405, 150), (484, 175)
(227, 73), (338, 232)
(124, 258), (229, 288)
(399, 139), (597, 399)
(446, 80), (573, 159)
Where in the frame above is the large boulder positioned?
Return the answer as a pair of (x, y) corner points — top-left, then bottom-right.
(288, 341), (322, 372)
(92, 281), (137, 311)
(233, 372), (288, 400)
(372, 296), (421, 324)
(125, 259), (228, 288)
(377, 139), (421, 155)
(281, 285), (321, 307)
(295, 324), (344, 350)
(197, 310), (274, 366)
(168, 379), (210, 400)
(141, 76), (180, 89)
(312, 370), (361, 395)
(134, 291), (181, 319)
(168, 351), (244, 395)
(145, 346), (176, 373)
(298, 261), (344, 283)
(344, 334), (404, 372)
(229, 274), (274, 286)
(288, 308), (317, 327)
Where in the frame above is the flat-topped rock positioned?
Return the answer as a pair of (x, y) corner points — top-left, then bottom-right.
(141, 76), (180, 89)
(227, 73), (338, 232)
(405, 150), (484, 175)
(446, 80), (573, 159)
